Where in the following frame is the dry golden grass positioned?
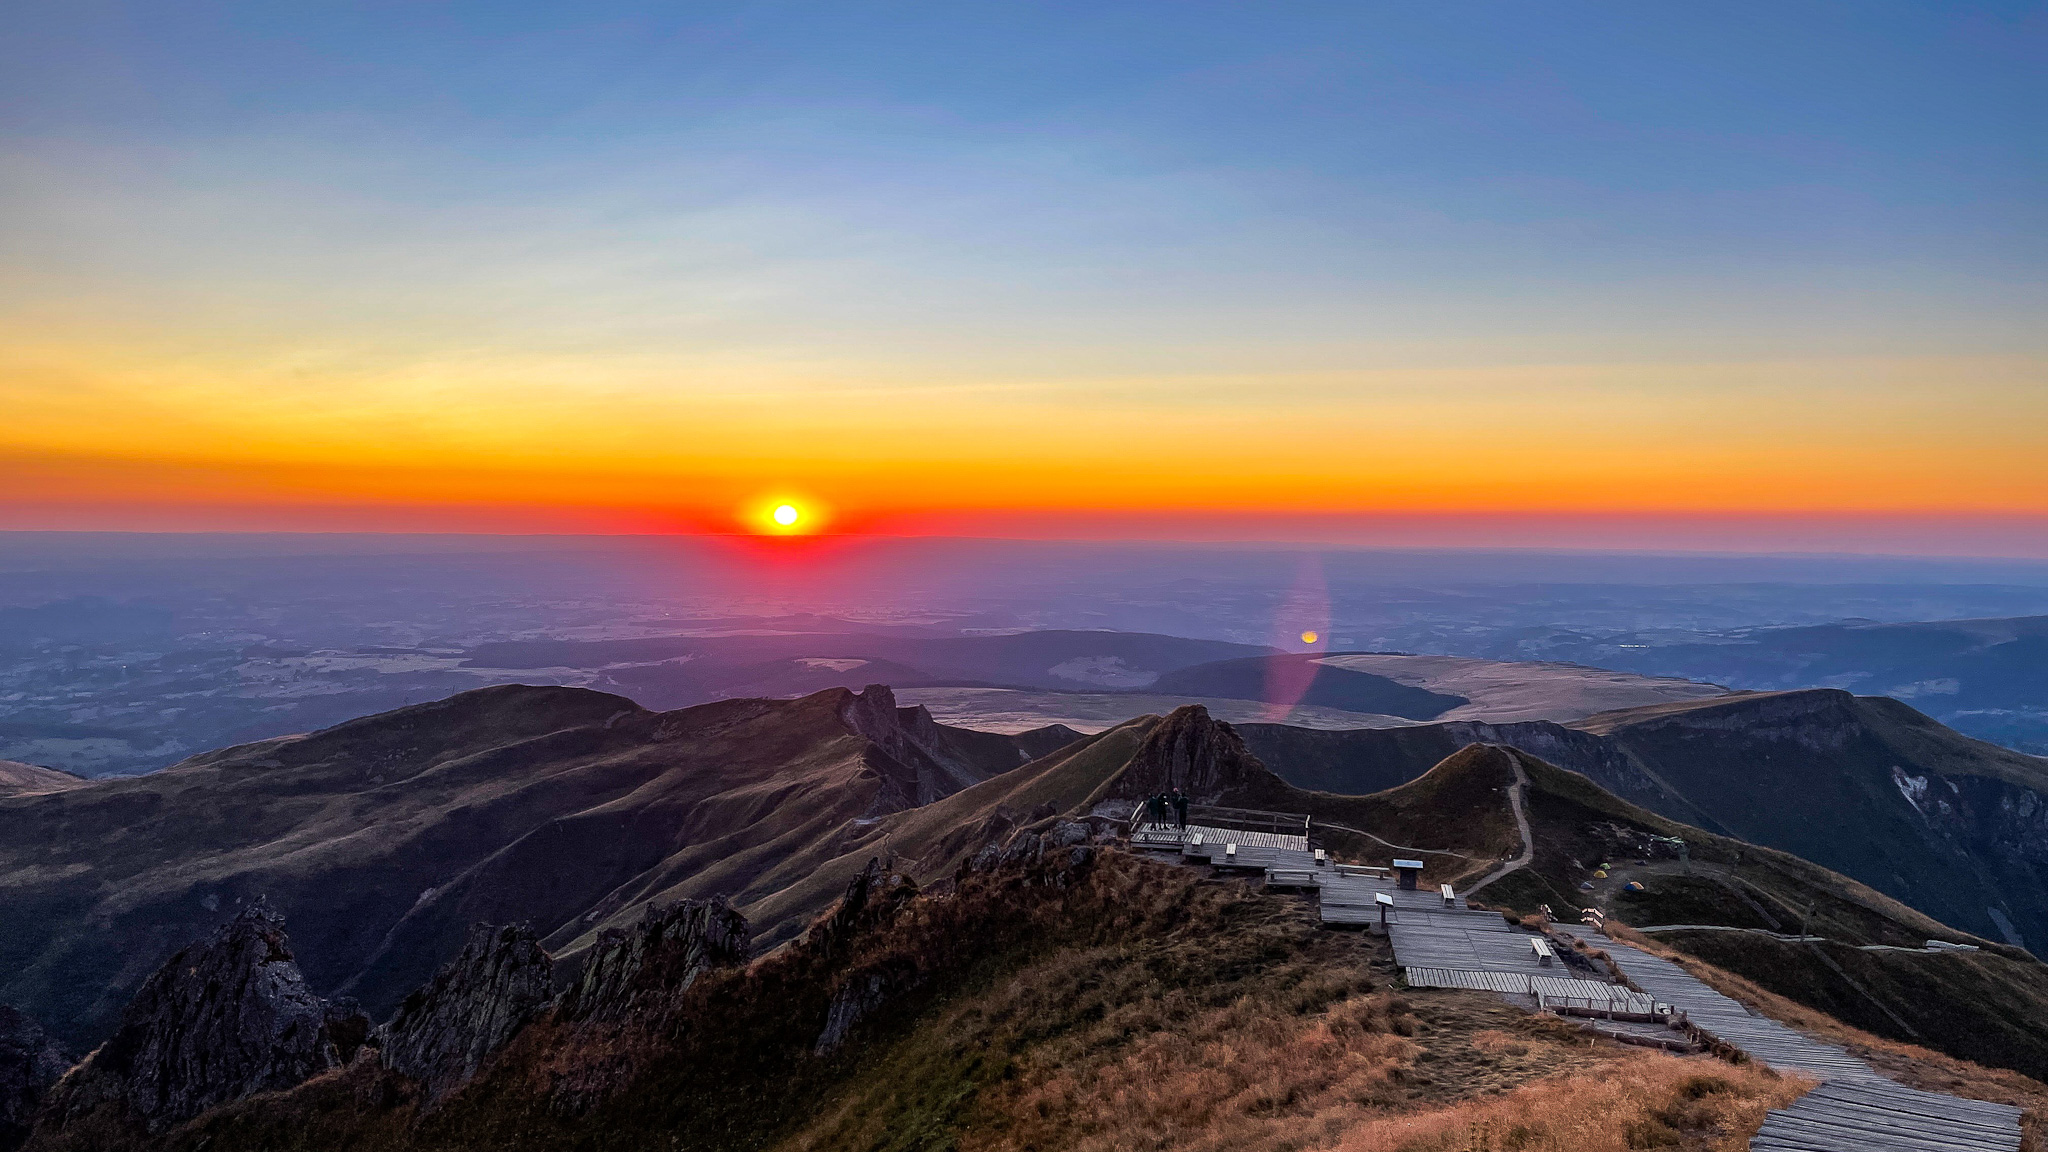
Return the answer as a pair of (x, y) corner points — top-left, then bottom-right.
(763, 853), (1819, 1152)
(967, 992), (1417, 1152)
(1332, 1055), (1808, 1152)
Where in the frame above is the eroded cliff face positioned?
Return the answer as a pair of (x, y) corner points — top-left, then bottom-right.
(1888, 768), (2048, 949)
(377, 923), (554, 1103)
(558, 899), (751, 1024)
(839, 684), (992, 809)
(0, 1007), (68, 1151)
(36, 906), (364, 1136)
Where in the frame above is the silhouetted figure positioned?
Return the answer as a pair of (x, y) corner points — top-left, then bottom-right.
(1170, 788), (1189, 830)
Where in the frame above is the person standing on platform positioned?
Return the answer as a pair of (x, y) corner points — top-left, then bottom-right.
(1171, 788), (1189, 830)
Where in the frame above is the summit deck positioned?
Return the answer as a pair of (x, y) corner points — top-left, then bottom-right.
(1145, 832), (2023, 1150)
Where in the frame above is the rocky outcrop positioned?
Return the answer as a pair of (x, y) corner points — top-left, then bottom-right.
(840, 684), (994, 809)
(1109, 705), (1292, 807)
(558, 899), (750, 1024)
(377, 923), (553, 1102)
(0, 1006), (68, 1151)
(814, 963), (919, 1056)
(816, 836), (1098, 1056)
(41, 905), (362, 1133)
(810, 860), (924, 1055)
(963, 819), (1098, 878)
(807, 858), (921, 958)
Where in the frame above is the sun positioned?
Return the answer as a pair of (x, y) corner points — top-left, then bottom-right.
(746, 495), (825, 535)
(1300, 630), (1320, 644)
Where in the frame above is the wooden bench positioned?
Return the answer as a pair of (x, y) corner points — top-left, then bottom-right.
(1530, 937), (1555, 967)
(1335, 864), (1388, 878)
(1440, 883), (1456, 907)
(1267, 867), (1317, 889)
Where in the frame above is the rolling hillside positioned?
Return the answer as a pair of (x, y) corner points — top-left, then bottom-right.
(13, 701), (2048, 1151)
(1495, 614), (2048, 753)
(9, 680), (2048, 1088)
(1239, 689), (2048, 955)
(0, 761), (83, 798)
(0, 683), (1057, 1048)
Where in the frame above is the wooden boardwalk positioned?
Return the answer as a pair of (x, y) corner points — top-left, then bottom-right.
(1552, 927), (1885, 1085)
(1752, 1080), (2023, 1152)
(1141, 832), (2025, 1150)
(1552, 928), (2022, 1150)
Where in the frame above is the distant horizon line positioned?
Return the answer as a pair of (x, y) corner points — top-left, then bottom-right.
(5, 526), (2048, 567)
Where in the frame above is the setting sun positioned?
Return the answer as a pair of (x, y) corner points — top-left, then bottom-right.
(1300, 631), (1319, 644)
(748, 495), (827, 535)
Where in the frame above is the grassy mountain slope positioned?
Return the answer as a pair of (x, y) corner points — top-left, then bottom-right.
(908, 702), (2048, 1082)
(13, 684), (2048, 1111)
(1322, 743), (2048, 1081)
(1523, 614), (2048, 753)
(0, 760), (84, 797)
(0, 684), (1036, 1048)
(48, 852), (1813, 1152)
(1241, 688), (2048, 952)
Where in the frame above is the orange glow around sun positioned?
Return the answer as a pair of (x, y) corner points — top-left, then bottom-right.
(749, 496), (824, 535)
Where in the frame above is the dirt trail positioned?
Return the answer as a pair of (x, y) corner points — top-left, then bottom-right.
(1460, 748), (1532, 897)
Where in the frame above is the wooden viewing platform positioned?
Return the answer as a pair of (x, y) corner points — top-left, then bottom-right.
(1134, 822), (2025, 1150)
(1128, 802), (1310, 853)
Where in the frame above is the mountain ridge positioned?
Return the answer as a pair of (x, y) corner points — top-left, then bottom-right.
(0, 683), (1040, 1048)
(1239, 687), (2048, 953)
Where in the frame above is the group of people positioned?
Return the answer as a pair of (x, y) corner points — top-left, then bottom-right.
(1144, 788), (1191, 830)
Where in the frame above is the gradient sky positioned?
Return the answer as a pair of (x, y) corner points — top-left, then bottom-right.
(4, 2), (2046, 551)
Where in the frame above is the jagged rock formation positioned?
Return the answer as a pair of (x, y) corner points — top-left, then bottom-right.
(38, 906), (363, 1134)
(559, 899), (750, 1024)
(810, 861), (923, 1055)
(0, 1006), (68, 1151)
(814, 842), (1095, 1057)
(839, 684), (995, 808)
(377, 923), (553, 1103)
(1108, 704), (1292, 807)
(963, 818), (1097, 877)
(0, 684), (1055, 1050)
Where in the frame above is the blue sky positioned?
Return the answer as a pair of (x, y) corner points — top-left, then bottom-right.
(2, 2), (2045, 541)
